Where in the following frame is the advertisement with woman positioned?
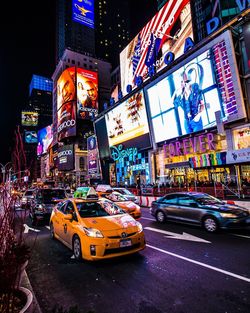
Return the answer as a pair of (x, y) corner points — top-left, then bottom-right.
(146, 31), (246, 144)
(57, 67), (77, 141)
(76, 68), (98, 120)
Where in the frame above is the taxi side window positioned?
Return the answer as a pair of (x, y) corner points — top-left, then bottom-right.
(65, 201), (74, 214)
(58, 201), (66, 212)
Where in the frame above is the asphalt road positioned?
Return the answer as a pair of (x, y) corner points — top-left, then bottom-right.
(22, 207), (250, 313)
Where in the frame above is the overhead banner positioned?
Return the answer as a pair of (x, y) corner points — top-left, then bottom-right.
(24, 131), (37, 144)
(87, 135), (99, 175)
(72, 0), (94, 29)
(58, 144), (75, 171)
(76, 68), (98, 119)
(226, 148), (250, 164)
(120, 0), (193, 93)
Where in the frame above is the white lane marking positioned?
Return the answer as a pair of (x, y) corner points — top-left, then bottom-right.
(231, 234), (250, 239)
(141, 217), (155, 221)
(45, 226), (50, 230)
(146, 244), (250, 283)
(24, 224), (40, 234)
(145, 227), (211, 243)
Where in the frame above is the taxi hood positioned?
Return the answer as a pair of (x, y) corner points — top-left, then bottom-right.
(79, 214), (138, 231)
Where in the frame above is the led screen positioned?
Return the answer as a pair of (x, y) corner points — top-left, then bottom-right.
(76, 68), (98, 119)
(21, 111), (38, 126)
(146, 31), (246, 143)
(58, 144), (75, 171)
(57, 67), (76, 141)
(120, 0), (193, 94)
(37, 125), (53, 156)
(72, 0), (94, 29)
(87, 135), (99, 175)
(24, 131), (37, 144)
(105, 90), (150, 149)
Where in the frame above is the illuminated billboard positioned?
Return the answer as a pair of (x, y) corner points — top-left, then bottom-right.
(105, 90), (150, 149)
(24, 131), (37, 144)
(76, 68), (98, 119)
(58, 144), (75, 171)
(120, 0), (193, 94)
(57, 67), (76, 141)
(72, 0), (94, 29)
(145, 31), (246, 144)
(87, 135), (99, 175)
(21, 111), (38, 126)
(37, 125), (53, 156)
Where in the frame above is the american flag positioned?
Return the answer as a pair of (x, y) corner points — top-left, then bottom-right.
(131, 0), (190, 82)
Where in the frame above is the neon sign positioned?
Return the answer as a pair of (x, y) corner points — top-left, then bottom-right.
(110, 145), (138, 162)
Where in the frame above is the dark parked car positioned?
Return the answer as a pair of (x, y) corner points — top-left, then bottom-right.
(21, 188), (36, 209)
(30, 188), (67, 225)
(150, 192), (250, 233)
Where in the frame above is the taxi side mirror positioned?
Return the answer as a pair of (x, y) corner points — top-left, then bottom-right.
(64, 213), (73, 221)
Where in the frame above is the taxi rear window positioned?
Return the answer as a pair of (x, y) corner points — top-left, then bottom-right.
(76, 201), (125, 218)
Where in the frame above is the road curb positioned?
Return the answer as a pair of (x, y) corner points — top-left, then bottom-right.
(22, 270), (43, 313)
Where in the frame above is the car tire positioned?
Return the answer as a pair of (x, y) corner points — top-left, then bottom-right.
(203, 216), (219, 233)
(73, 235), (82, 260)
(156, 210), (166, 223)
(50, 223), (55, 239)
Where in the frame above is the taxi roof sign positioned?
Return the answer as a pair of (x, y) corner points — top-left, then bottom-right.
(74, 187), (98, 199)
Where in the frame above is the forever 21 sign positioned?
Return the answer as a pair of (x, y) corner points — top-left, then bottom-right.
(58, 144), (75, 171)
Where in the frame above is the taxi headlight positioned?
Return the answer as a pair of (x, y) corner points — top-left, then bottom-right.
(220, 212), (237, 218)
(136, 221), (143, 232)
(82, 227), (104, 238)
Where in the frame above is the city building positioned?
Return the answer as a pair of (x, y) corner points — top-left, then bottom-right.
(56, 0), (95, 63)
(48, 48), (111, 186)
(94, 0), (250, 197)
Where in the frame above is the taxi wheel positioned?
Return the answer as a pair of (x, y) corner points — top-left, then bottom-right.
(50, 223), (55, 239)
(73, 235), (82, 260)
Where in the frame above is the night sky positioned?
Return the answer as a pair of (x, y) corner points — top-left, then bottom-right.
(0, 0), (157, 165)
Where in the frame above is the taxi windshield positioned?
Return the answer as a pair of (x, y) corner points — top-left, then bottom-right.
(76, 201), (125, 218)
(104, 193), (128, 202)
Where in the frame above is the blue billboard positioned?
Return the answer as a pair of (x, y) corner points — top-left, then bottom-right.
(72, 0), (94, 29)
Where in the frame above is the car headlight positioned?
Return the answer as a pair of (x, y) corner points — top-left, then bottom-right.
(220, 212), (237, 218)
(82, 227), (104, 238)
(136, 221), (143, 232)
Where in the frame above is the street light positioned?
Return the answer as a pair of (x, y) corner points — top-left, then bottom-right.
(0, 162), (12, 184)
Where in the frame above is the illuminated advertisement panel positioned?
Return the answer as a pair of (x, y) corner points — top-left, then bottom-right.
(57, 67), (76, 141)
(105, 90), (150, 149)
(37, 125), (53, 156)
(145, 31), (246, 144)
(120, 0), (193, 93)
(24, 131), (37, 144)
(58, 144), (75, 171)
(72, 0), (94, 29)
(76, 68), (98, 119)
(21, 111), (38, 126)
(87, 135), (99, 175)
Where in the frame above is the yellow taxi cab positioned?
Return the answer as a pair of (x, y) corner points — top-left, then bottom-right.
(49, 196), (145, 261)
(97, 191), (141, 219)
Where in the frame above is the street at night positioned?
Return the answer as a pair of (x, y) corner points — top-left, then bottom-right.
(24, 207), (250, 313)
(1, 1), (250, 313)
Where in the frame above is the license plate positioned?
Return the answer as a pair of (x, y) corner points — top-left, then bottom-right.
(120, 239), (132, 247)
